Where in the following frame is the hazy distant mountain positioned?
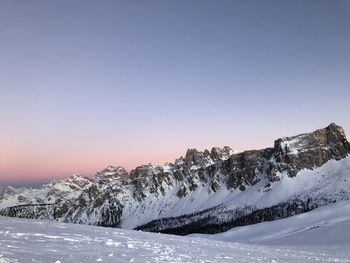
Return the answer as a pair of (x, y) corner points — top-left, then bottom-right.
(1, 123), (349, 235)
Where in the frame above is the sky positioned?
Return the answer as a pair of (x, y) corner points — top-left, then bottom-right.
(0, 0), (349, 186)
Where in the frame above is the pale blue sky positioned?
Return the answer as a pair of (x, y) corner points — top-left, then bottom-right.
(0, 0), (349, 185)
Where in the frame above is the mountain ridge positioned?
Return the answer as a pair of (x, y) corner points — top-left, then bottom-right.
(1, 123), (349, 235)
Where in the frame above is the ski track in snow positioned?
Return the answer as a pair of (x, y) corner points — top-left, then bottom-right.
(1, 214), (350, 263)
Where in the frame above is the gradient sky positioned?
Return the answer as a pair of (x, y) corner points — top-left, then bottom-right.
(0, 0), (349, 186)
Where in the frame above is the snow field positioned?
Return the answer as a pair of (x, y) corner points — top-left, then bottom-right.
(1, 211), (350, 263)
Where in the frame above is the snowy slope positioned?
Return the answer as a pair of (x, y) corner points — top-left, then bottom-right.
(192, 200), (350, 249)
(136, 156), (350, 233)
(220, 155), (350, 211)
(1, 215), (350, 263)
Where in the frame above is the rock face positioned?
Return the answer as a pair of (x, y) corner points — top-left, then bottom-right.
(269, 123), (350, 179)
(1, 123), (349, 234)
(226, 148), (273, 189)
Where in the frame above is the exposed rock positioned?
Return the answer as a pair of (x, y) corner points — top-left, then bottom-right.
(267, 123), (350, 181)
(184, 148), (206, 167)
(210, 146), (234, 161)
(130, 164), (165, 201)
(177, 185), (187, 198)
(95, 166), (129, 183)
(226, 148), (273, 189)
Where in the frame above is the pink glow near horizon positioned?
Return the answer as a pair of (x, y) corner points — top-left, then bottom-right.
(0, 136), (275, 183)
(1, 125), (349, 184)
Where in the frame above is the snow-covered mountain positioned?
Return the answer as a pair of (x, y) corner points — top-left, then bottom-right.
(0, 123), (349, 235)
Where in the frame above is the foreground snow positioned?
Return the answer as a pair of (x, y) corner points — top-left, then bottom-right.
(1, 202), (350, 263)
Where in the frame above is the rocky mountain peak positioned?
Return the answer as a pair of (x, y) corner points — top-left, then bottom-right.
(70, 174), (87, 180)
(273, 123), (349, 155)
(210, 146), (234, 161)
(96, 166), (129, 178)
(45, 174), (92, 194)
(184, 148), (203, 167)
(268, 123), (350, 180)
(130, 164), (161, 180)
(183, 146), (233, 168)
(322, 122), (348, 144)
